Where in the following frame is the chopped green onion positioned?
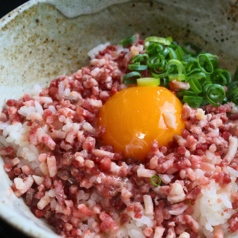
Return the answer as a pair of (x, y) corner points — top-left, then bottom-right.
(188, 77), (202, 94)
(168, 74), (186, 82)
(151, 70), (169, 78)
(137, 78), (160, 87)
(147, 55), (166, 69)
(205, 53), (219, 59)
(151, 175), (161, 186)
(210, 58), (220, 70)
(128, 63), (147, 71)
(123, 71), (141, 85)
(166, 37), (173, 44)
(144, 36), (172, 46)
(176, 90), (184, 98)
(120, 35), (136, 47)
(167, 59), (186, 75)
(166, 47), (177, 60)
(190, 72), (209, 86)
(175, 46), (185, 61)
(183, 96), (203, 108)
(197, 54), (214, 75)
(176, 89), (197, 98)
(160, 78), (169, 88)
(211, 69), (231, 86)
(119, 35), (238, 106)
(227, 81), (238, 104)
(162, 48), (170, 58)
(131, 54), (149, 63)
(203, 84), (226, 107)
(184, 54), (195, 63)
(146, 43), (163, 55)
(168, 42), (178, 50)
(188, 72), (207, 81)
(182, 42), (202, 57)
(183, 91), (198, 96)
(234, 67), (238, 81)
(186, 68), (201, 76)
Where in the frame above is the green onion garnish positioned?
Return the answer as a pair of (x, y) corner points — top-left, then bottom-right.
(128, 63), (147, 71)
(210, 58), (220, 70)
(227, 81), (238, 104)
(160, 78), (169, 88)
(137, 78), (160, 87)
(183, 96), (203, 108)
(118, 35), (238, 108)
(144, 36), (172, 46)
(151, 175), (162, 186)
(131, 54), (149, 63)
(167, 47), (178, 60)
(151, 70), (169, 78)
(146, 43), (163, 55)
(122, 71), (141, 85)
(168, 74), (186, 82)
(197, 54), (214, 75)
(188, 77), (202, 94)
(174, 45), (185, 61)
(167, 59), (186, 76)
(120, 35), (136, 47)
(147, 55), (166, 69)
(182, 42), (201, 56)
(234, 67), (238, 81)
(203, 84), (226, 107)
(211, 69), (231, 86)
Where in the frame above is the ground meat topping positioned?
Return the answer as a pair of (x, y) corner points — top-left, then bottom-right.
(0, 38), (238, 238)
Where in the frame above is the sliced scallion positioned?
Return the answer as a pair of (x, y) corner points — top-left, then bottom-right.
(227, 81), (238, 104)
(147, 55), (166, 69)
(160, 78), (169, 88)
(175, 46), (185, 61)
(120, 35), (136, 47)
(211, 69), (231, 86)
(146, 43), (163, 55)
(188, 77), (202, 94)
(144, 36), (173, 46)
(182, 42), (201, 56)
(137, 78), (160, 87)
(197, 54), (214, 75)
(151, 70), (169, 78)
(122, 71), (141, 85)
(183, 96), (203, 108)
(168, 74), (186, 82)
(234, 67), (238, 81)
(118, 35), (238, 108)
(203, 84), (226, 107)
(151, 175), (161, 186)
(128, 63), (147, 71)
(131, 54), (149, 63)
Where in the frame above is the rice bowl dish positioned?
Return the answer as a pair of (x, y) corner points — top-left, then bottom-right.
(0, 32), (238, 238)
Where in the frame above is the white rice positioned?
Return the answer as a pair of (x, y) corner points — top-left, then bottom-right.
(87, 42), (111, 59)
(193, 177), (238, 237)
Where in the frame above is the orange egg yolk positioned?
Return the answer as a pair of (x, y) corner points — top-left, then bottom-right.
(98, 86), (185, 161)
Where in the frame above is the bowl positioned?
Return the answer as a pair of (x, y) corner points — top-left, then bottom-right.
(0, 0), (238, 237)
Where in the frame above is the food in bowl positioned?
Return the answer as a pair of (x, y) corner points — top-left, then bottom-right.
(0, 34), (238, 238)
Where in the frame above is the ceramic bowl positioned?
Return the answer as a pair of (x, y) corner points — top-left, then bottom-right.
(0, 0), (238, 237)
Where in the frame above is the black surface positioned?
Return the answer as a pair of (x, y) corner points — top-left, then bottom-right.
(0, 2), (30, 238)
(0, 0), (28, 18)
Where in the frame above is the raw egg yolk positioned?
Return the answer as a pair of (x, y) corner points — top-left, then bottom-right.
(98, 86), (185, 161)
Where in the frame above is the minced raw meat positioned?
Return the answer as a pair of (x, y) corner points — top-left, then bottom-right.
(0, 35), (238, 238)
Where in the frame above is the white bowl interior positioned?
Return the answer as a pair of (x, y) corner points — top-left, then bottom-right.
(0, 0), (238, 237)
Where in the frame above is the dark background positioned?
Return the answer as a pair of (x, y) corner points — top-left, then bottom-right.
(0, 2), (30, 238)
(0, 0), (28, 18)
